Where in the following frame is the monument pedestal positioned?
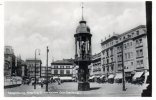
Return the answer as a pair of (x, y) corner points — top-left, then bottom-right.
(78, 82), (90, 91)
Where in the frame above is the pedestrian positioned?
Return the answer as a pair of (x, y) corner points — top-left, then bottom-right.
(58, 79), (61, 85)
(41, 82), (43, 88)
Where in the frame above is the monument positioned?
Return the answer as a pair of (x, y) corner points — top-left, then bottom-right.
(74, 3), (92, 91)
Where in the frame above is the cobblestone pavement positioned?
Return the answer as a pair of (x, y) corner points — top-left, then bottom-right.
(4, 82), (145, 97)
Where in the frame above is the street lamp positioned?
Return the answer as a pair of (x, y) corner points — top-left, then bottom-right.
(34, 49), (40, 89)
(46, 46), (49, 92)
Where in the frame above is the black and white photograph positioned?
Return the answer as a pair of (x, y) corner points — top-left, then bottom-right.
(1, 0), (153, 97)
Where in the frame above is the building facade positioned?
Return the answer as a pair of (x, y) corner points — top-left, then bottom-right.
(40, 67), (52, 78)
(4, 46), (16, 76)
(89, 53), (102, 76)
(101, 34), (118, 80)
(25, 59), (42, 78)
(51, 59), (75, 77)
(101, 25), (148, 82)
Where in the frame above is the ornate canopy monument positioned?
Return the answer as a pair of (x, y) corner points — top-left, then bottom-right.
(74, 3), (92, 91)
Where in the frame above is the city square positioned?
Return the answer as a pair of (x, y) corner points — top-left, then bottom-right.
(4, 82), (145, 97)
(3, 1), (152, 97)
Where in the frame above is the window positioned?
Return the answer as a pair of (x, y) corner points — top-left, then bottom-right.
(107, 59), (109, 63)
(132, 32), (134, 37)
(125, 53), (127, 59)
(103, 67), (105, 72)
(140, 60), (143, 64)
(123, 36), (126, 40)
(128, 53), (130, 58)
(139, 38), (142, 43)
(60, 70), (64, 75)
(130, 42), (132, 46)
(130, 52), (133, 58)
(54, 66), (58, 69)
(60, 66), (64, 69)
(140, 49), (143, 56)
(136, 40), (138, 44)
(54, 70), (58, 74)
(128, 34), (131, 38)
(127, 43), (129, 47)
(66, 66), (70, 69)
(66, 70), (70, 74)
(136, 30), (139, 35)
(131, 62), (133, 66)
(124, 44), (126, 49)
(111, 65), (114, 71)
(136, 50), (139, 57)
(137, 61), (140, 65)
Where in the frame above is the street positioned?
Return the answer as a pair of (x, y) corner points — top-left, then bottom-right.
(4, 82), (145, 97)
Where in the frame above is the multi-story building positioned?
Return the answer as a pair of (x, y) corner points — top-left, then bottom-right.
(40, 66), (52, 78)
(101, 34), (118, 81)
(25, 58), (42, 78)
(4, 46), (16, 76)
(101, 25), (148, 82)
(51, 59), (75, 78)
(89, 53), (102, 76)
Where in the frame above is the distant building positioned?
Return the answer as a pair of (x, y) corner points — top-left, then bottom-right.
(51, 59), (76, 77)
(4, 46), (16, 76)
(26, 58), (42, 78)
(40, 66), (52, 78)
(101, 25), (149, 82)
(89, 53), (102, 76)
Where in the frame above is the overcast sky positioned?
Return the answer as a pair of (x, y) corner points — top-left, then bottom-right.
(4, 1), (146, 66)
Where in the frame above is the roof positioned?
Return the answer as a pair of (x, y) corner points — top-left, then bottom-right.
(26, 58), (42, 63)
(101, 25), (146, 45)
(76, 20), (90, 34)
(51, 58), (75, 65)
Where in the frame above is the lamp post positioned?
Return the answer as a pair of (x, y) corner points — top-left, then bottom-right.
(34, 49), (40, 89)
(46, 46), (49, 92)
(121, 45), (126, 91)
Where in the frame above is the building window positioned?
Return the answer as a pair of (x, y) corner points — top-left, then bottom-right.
(131, 62), (133, 66)
(128, 34), (131, 38)
(60, 66), (64, 69)
(60, 70), (64, 75)
(130, 52), (133, 58)
(123, 36), (126, 40)
(107, 59), (109, 64)
(54, 70), (58, 74)
(66, 66), (70, 69)
(140, 49), (143, 56)
(111, 58), (113, 62)
(66, 70), (70, 74)
(139, 38), (142, 43)
(130, 42), (132, 46)
(124, 44), (126, 49)
(127, 43), (129, 47)
(136, 30), (139, 35)
(54, 66), (58, 69)
(128, 53), (130, 59)
(111, 65), (114, 71)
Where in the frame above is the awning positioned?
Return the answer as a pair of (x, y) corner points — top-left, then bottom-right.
(100, 75), (105, 79)
(53, 76), (59, 79)
(96, 75), (101, 78)
(89, 76), (94, 80)
(108, 74), (114, 79)
(133, 71), (144, 80)
(114, 73), (123, 79)
(60, 77), (72, 80)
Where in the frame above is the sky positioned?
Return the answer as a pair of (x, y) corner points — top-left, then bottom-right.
(4, 1), (146, 66)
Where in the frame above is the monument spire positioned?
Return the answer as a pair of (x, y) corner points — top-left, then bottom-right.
(81, 2), (84, 20)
